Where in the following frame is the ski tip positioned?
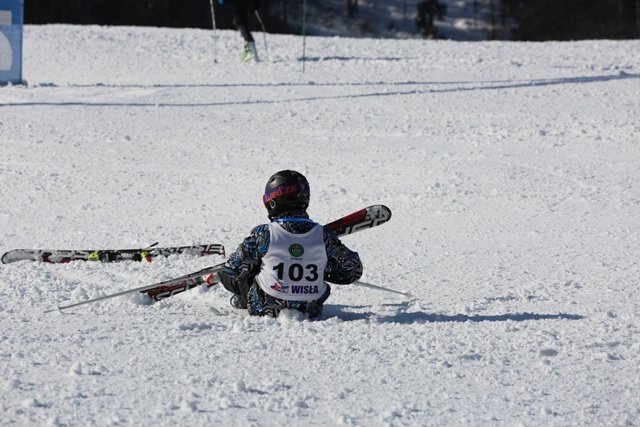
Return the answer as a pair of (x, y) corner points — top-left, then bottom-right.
(372, 204), (392, 220)
(0, 250), (22, 264)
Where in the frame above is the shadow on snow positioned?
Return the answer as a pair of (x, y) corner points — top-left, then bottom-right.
(2, 73), (637, 108)
(325, 304), (585, 324)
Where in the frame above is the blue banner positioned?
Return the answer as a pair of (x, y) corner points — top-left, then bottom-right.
(0, 0), (23, 85)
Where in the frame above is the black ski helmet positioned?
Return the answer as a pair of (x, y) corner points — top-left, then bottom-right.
(263, 170), (310, 219)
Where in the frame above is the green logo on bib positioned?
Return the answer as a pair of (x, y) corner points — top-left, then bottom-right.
(289, 244), (304, 257)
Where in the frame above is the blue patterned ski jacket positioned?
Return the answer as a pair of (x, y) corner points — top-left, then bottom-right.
(219, 210), (363, 317)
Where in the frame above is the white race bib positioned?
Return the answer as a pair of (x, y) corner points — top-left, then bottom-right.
(256, 223), (328, 301)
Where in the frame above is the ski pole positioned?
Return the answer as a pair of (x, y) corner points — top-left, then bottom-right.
(45, 282), (165, 313)
(254, 10), (269, 62)
(45, 263), (225, 313)
(353, 281), (413, 300)
(209, 0), (218, 62)
(302, 0), (307, 72)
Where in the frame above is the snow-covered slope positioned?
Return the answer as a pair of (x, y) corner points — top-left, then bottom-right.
(1, 25), (639, 426)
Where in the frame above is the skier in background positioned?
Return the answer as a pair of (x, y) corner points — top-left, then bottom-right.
(211, 170), (363, 318)
(219, 0), (260, 62)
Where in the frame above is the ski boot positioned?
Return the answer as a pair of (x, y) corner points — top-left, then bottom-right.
(241, 41), (259, 63)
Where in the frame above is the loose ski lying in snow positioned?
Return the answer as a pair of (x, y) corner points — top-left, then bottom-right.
(2, 243), (225, 264)
(47, 205), (392, 311)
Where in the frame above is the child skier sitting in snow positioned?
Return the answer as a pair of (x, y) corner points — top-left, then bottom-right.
(214, 170), (363, 318)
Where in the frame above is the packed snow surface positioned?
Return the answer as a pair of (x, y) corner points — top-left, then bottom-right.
(1, 25), (640, 426)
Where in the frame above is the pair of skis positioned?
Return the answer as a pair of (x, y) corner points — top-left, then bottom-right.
(44, 205), (392, 313)
(2, 243), (226, 264)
